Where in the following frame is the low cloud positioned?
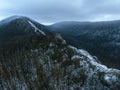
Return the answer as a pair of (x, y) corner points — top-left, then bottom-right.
(0, 0), (120, 24)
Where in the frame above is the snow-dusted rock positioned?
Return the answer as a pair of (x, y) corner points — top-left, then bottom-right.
(0, 34), (119, 90)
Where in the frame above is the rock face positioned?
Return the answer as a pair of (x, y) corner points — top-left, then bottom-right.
(0, 34), (119, 90)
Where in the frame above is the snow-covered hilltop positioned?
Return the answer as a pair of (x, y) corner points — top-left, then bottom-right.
(0, 34), (119, 90)
(0, 16), (49, 42)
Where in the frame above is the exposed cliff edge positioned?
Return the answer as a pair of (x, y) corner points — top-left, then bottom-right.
(0, 34), (119, 90)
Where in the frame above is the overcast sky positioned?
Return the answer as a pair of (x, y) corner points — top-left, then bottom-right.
(0, 0), (120, 24)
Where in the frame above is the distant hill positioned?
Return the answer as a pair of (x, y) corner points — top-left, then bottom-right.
(0, 15), (50, 42)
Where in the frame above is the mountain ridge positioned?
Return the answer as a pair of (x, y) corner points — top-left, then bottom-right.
(0, 15), (120, 69)
(0, 34), (119, 90)
(0, 16), (51, 43)
(0, 16), (120, 90)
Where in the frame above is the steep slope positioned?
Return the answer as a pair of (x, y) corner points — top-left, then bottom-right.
(0, 34), (120, 90)
(0, 16), (120, 69)
(0, 16), (50, 42)
(48, 21), (120, 69)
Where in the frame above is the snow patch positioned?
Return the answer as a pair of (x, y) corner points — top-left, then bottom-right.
(68, 46), (120, 73)
(79, 49), (108, 71)
(28, 21), (46, 35)
(104, 74), (118, 85)
(71, 55), (82, 60)
(79, 49), (93, 60)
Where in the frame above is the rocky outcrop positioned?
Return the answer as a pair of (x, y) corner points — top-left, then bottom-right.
(0, 34), (120, 90)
